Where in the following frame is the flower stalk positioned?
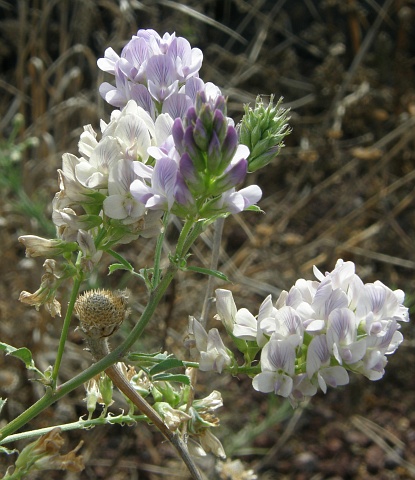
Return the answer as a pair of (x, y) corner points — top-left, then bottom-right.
(51, 253), (83, 388)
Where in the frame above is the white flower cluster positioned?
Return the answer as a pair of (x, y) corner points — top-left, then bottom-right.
(54, 101), (169, 254)
(215, 260), (409, 406)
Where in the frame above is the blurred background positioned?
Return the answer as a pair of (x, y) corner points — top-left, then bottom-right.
(0, 1), (414, 478)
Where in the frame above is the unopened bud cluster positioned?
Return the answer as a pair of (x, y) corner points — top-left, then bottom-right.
(239, 95), (291, 172)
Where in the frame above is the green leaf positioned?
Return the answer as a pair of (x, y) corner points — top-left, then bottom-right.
(245, 205), (263, 213)
(107, 249), (134, 273)
(0, 342), (35, 370)
(152, 373), (190, 385)
(185, 266), (230, 282)
(149, 358), (184, 375)
(127, 351), (168, 361)
(9, 348), (34, 369)
(108, 263), (130, 274)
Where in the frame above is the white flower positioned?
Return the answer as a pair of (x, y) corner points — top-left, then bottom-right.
(260, 305), (304, 348)
(75, 136), (122, 189)
(215, 289), (270, 347)
(253, 337), (295, 397)
(58, 153), (95, 204)
(78, 124), (98, 159)
(192, 390), (223, 411)
(306, 335), (349, 393)
(215, 289), (237, 333)
(101, 100), (154, 162)
(189, 317), (231, 374)
(219, 260), (408, 401)
(153, 402), (191, 431)
(290, 373), (317, 406)
(199, 429), (226, 459)
(103, 159), (147, 220)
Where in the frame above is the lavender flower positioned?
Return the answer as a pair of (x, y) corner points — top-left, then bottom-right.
(252, 337), (296, 397)
(98, 29), (203, 117)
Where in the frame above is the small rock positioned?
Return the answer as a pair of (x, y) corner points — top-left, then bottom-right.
(294, 451), (318, 472)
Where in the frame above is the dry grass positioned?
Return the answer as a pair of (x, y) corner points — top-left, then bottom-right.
(0, 1), (415, 479)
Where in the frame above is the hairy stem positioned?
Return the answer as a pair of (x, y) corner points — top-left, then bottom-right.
(200, 217), (224, 328)
(0, 414), (146, 445)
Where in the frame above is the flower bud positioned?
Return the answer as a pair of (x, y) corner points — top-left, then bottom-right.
(98, 374), (114, 409)
(18, 235), (78, 258)
(172, 117), (185, 153)
(183, 126), (206, 172)
(215, 127), (238, 174)
(84, 378), (100, 417)
(193, 117), (210, 151)
(238, 95), (291, 172)
(213, 159), (247, 195)
(212, 109), (228, 144)
(154, 381), (181, 406)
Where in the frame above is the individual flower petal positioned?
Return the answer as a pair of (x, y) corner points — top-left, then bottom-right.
(317, 366), (349, 393)
(232, 308), (258, 340)
(146, 55), (179, 102)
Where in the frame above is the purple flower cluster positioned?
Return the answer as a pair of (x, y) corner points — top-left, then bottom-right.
(22, 29), (262, 268)
(98, 29), (203, 120)
(130, 91), (261, 217)
(95, 28), (262, 220)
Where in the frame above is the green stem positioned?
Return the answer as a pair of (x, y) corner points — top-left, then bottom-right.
(181, 221), (204, 257)
(104, 364), (202, 480)
(0, 414), (146, 446)
(152, 212), (169, 288)
(51, 260), (83, 388)
(175, 217), (196, 258)
(200, 217), (224, 328)
(127, 354), (199, 370)
(230, 364), (261, 376)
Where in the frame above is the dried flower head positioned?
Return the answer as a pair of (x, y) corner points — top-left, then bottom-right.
(14, 427), (84, 475)
(74, 289), (129, 339)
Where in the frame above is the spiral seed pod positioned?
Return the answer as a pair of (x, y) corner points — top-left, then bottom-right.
(74, 289), (130, 340)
